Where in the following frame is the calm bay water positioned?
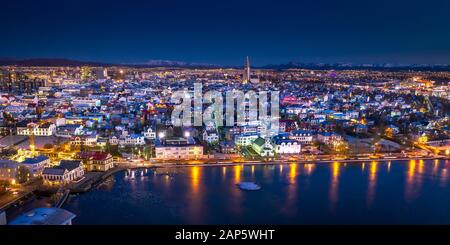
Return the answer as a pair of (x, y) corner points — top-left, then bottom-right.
(63, 159), (450, 224)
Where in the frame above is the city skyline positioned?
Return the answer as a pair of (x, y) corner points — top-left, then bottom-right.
(2, 0), (450, 66)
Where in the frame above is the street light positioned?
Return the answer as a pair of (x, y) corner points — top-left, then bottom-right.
(158, 132), (165, 139)
(184, 131), (190, 138)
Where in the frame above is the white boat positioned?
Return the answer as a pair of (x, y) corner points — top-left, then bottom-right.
(237, 182), (261, 191)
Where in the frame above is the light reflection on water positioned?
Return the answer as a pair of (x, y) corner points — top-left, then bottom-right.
(329, 162), (340, 212)
(62, 160), (450, 225)
(367, 161), (378, 207)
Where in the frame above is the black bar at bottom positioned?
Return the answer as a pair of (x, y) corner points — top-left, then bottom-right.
(1, 225), (450, 243)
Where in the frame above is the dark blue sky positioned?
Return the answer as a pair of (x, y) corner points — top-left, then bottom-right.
(1, 0), (450, 66)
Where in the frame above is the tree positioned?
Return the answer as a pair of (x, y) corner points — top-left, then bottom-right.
(333, 140), (349, 154)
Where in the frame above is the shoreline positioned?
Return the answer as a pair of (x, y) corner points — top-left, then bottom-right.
(118, 155), (449, 169)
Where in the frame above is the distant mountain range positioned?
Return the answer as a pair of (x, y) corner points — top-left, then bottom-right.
(1, 58), (449, 71)
(0, 58), (220, 68)
(0, 58), (111, 67)
(140, 60), (219, 68)
(261, 61), (450, 71)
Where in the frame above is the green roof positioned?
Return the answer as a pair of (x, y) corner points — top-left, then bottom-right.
(253, 137), (265, 147)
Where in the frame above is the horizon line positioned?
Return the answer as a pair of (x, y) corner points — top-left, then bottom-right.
(1, 56), (450, 68)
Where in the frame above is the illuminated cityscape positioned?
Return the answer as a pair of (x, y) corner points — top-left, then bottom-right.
(0, 0), (450, 232)
(0, 63), (449, 225)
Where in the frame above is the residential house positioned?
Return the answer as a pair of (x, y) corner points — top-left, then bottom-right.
(70, 135), (98, 147)
(290, 130), (314, 145)
(143, 127), (156, 139)
(272, 135), (301, 154)
(42, 160), (84, 184)
(203, 130), (219, 144)
(76, 151), (114, 172)
(317, 132), (343, 145)
(219, 141), (237, 154)
(119, 134), (145, 146)
(0, 160), (19, 184)
(235, 133), (259, 146)
(17, 122), (56, 136)
(251, 137), (274, 157)
(155, 137), (203, 160)
(20, 155), (50, 177)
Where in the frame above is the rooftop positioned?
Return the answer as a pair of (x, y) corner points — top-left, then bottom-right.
(21, 155), (49, 165)
(0, 159), (18, 169)
(9, 207), (76, 225)
(59, 160), (82, 171)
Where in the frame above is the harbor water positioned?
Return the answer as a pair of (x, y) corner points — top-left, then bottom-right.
(61, 159), (450, 224)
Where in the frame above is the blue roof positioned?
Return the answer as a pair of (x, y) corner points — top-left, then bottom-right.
(273, 138), (299, 145)
(21, 155), (49, 165)
(291, 130), (313, 135)
(272, 133), (290, 141)
(236, 132), (258, 137)
(277, 132), (290, 137)
(319, 132), (333, 136)
(58, 124), (81, 129)
(9, 208), (76, 225)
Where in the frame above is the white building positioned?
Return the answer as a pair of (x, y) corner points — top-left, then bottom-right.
(17, 122), (56, 136)
(235, 133), (259, 146)
(70, 135), (98, 147)
(251, 137), (275, 157)
(203, 130), (219, 144)
(205, 121), (217, 131)
(55, 125), (83, 138)
(317, 132), (343, 145)
(241, 126), (258, 134)
(109, 136), (119, 145)
(143, 127), (156, 139)
(118, 134), (145, 146)
(273, 138), (301, 154)
(290, 130), (314, 145)
(20, 155), (50, 177)
(155, 137), (203, 160)
(42, 160), (84, 184)
(285, 105), (309, 115)
(72, 98), (101, 108)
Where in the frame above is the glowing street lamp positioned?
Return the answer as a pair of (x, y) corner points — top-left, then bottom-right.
(184, 131), (190, 138)
(158, 132), (165, 139)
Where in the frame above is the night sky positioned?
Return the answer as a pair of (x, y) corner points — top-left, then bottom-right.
(1, 0), (450, 66)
